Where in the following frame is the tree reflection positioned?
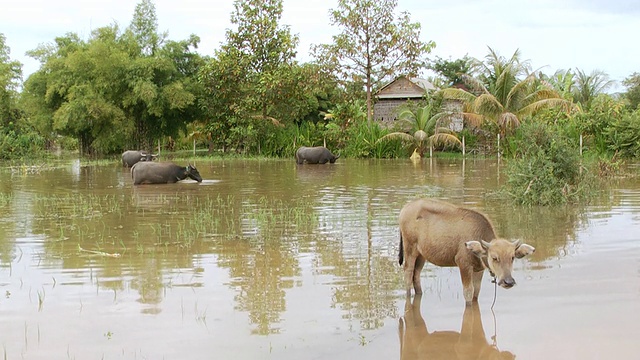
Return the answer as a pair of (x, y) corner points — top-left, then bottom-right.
(214, 236), (299, 335)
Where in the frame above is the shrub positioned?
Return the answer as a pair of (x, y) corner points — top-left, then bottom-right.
(503, 121), (595, 205)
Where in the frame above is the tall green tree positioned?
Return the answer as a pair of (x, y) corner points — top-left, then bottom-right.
(224, 0), (299, 122)
(311, 0), (435, 124)
(22, 0), (203, 155)
(442, 47), (572, 136)
(200, 0), (330, 154)
(0, 33), (22, 127)
(623, 72), (640, 110)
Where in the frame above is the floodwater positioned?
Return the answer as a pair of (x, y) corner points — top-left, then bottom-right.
(0, 158), (638, 359)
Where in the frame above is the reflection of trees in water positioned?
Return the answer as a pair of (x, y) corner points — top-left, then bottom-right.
(317, 238), (399, 330)
(130, 258), (164, 314)
(214, 237), (299, 335)
(312, 190), (401, 330)
(488, 203), (590, 263)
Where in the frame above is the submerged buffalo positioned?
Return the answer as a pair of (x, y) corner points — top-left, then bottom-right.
(295, 146), (340, 164)
(122, 150), (158, 167)
(131, 162), (202, 185)
(398, 198), (535, 304)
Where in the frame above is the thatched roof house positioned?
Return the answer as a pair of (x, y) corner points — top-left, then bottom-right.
(373, 76), (435, 127)
(373, 75), (463, 132)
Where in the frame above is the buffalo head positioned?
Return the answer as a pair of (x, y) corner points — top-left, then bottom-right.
(465, 239), (535, 289)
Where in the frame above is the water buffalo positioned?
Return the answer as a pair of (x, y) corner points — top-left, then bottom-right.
(295, 146), (340, 164)
(398, 198), (535, 304)
(122, 150), (158, 167)
(131, 162), (202, 185)
(399, 294), (515, 360)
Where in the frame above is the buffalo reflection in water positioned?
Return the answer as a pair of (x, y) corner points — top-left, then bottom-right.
(399, 295), (515, 360)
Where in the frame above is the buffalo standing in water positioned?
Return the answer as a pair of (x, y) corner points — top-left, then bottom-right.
(122, 150), (158, 167)
(131, 162), (202, 185)
(398, 198), (535, 304)
(295, 146), (340, 164)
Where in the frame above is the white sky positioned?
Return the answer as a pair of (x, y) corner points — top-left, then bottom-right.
(2, 0), (639, 90)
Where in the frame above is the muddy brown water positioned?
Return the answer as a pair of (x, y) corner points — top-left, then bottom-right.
(0, 158), (638, 359)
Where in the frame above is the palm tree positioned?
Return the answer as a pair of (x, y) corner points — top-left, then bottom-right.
(377, 101), (461, 157)
(572, 69), (615, 110)
(542, 69), (576, 100)
(442, 47), (573, 136)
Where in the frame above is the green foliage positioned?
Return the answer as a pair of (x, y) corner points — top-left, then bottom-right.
(429, 56), (472, 87)
(311, 0), (435, 123)
(503, 121), (593, 205)
(571, 94), (625, 154)
(604, 109), (640, 157)
(441, 47), (573, 138)
(0, 33), (23, 128)
(21, 1), (203, 156)
(223, 0), (301, 122)
(572, 69), (614, 110)
(623, 72), (640, 111)
(0, 126), (47, 160)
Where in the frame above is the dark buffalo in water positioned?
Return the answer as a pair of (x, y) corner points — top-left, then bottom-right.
(122, 150), (158, 167)
(131, 162), (202, 185)
(295, 146), (340, 164)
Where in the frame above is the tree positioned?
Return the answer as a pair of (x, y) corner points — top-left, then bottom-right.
(623, 72), (640, 110)
(442, 47), (573, 137)
(429, 56), (472, 88)
(572, 69), (614, 110)
(542, 69), (576, 100)
(311, 0), (435, 124)
(22, 0), (203, 155)
(200, 0), (329, 154)
(224, 0), (299, 121)
(0, 33), (22, 127)
(377, 96), (460, 156)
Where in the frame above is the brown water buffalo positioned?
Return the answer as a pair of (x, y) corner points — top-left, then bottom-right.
(295, 146), (340, 164)
(398, 198), (535, 304)
(122, 150), (158, 167)
(399, 294), (515, 360)
(131, 162), (202, 185)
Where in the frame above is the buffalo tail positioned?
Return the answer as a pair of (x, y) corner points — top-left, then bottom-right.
(398, 231), (404, 265)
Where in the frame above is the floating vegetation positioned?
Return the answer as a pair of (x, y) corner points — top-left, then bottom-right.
(77, 245), (121, 258)
(0, 193), (12, 207)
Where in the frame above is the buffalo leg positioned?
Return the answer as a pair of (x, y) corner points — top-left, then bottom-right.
(412, 256), (425, 295)
(459, 267), (475, 304)
(472, 270), (484, 301)
(403, 255), (424, 296)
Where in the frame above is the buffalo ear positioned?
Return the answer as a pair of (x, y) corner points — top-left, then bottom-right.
(515, 243), (535, 259)
(465, 241), (487, 258)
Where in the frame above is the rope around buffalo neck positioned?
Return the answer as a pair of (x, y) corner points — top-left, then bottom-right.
(491, 275), (498, 310)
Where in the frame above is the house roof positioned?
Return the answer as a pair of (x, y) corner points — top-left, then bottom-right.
(375, 76), (435, 99)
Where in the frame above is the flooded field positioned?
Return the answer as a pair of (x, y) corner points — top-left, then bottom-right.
(0, 158), (638, 359)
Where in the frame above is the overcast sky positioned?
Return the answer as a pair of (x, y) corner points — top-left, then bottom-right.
(2, 0), (639, 90)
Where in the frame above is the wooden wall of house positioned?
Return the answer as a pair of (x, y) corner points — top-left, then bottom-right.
(373, 98), (409, 127)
